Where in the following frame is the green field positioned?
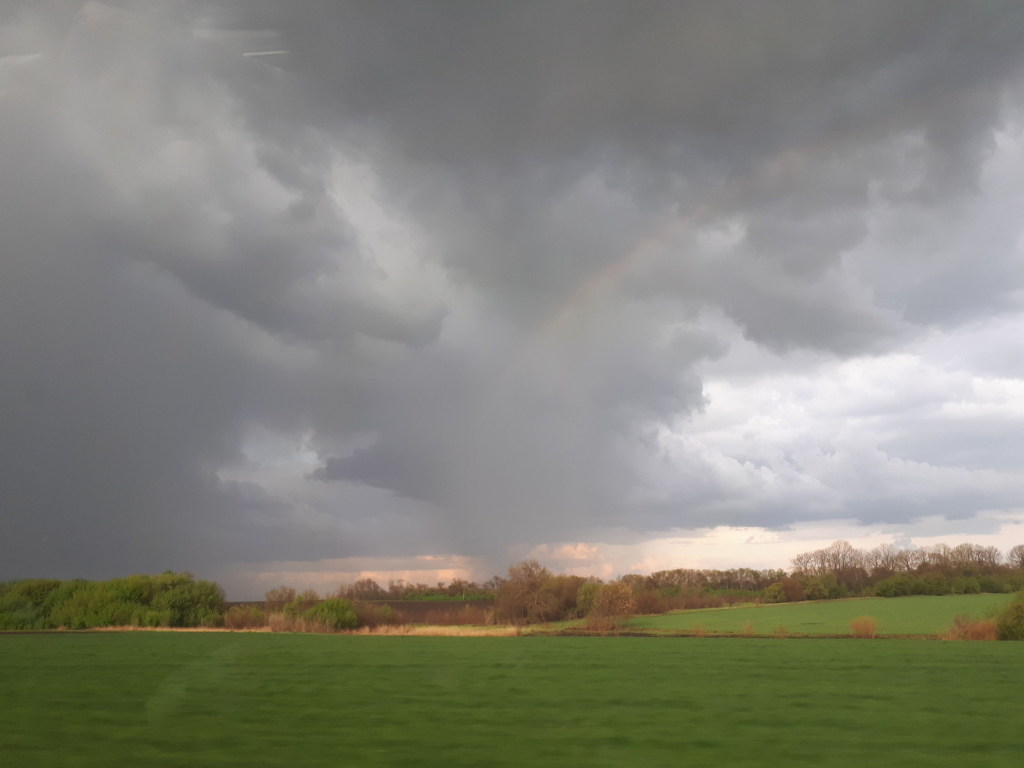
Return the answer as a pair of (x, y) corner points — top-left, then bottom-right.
(3, 632), (1023, 767)
(630, 594), (1014, 636)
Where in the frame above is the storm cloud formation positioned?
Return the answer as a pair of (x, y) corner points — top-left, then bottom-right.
(3, 1), (1024, 593)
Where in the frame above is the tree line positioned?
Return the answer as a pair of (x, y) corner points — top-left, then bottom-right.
(3, 541), (1023, 632)
(777, 540), (1024, 601)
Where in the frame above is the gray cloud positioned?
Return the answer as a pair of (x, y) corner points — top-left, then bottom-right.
(3, 1), (1024, 588)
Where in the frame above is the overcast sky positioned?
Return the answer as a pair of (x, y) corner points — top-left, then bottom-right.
(3, 1), (1024, 598)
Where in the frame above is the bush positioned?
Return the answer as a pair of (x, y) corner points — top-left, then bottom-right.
(590, 583), (636, 619)
(3, 578), (61, 607)
(942, 615), (998, 641)
(0, 598), (41, 630)
(304, 598), (359, 631)
(575, 582), (600, 617)
(49, 584), (135, 628)
(977, 576), (1008, 594)
(995, 594), (1024, 641)
(875, 574), (915, 597)
(765, 578), (805, 603)
(224, 604), (267, 629)
(584, 613), (627, 634)
(917, 574), (952, 596)
(151, 579), (224, 627)
(952, 577), (981, 594)
(803, 574), (846, 601)
(13, 572), (226, 629)
(632, 589), (667, 616)
(850, 616), (877, 638)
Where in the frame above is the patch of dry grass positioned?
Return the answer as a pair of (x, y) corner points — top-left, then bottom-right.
(90, 626), (270, 633)
(350, 624), (520, 637)
(77, 621), (518, 637)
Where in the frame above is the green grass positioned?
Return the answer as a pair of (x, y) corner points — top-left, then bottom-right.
(630, 594), (1015, 636)
(2, 632), (1023, 766)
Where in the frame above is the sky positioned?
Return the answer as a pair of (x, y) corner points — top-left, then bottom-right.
(2, 1), (1024, 599)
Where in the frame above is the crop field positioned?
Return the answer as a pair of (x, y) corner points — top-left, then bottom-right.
(3, 632), (1023, 767)
(630, 593), (1014, 636)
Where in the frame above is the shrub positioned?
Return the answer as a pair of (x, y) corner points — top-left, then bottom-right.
(850, 616), (877, 638)
(632, 589), (667, 616)
(977, 576), (1007, 594)
(41, 579), (88, 615)
(0, 597), (41, 630)
(282, 590), (320, 619)
(875, 574), (915, 597)
(224, 604), (267, 629)
(995, 594), (1024, 640)
(942, 615), (998, 641)
(267, 612), (293, 632)
(969, 621), (999, 641)
(803, 574), (846, 601)
(304, 598), (359, 631)
(151, 579), (224, 627)
(49, 584), (135, 628)
(952, 577), (981, 594)
(4, 578), (62, 607)
(765, 578), (805, 603)
(0, 573), (225, 630)
(590, 583), (636, 619)
(584, 613), (625, 634)
(575, 582), (600, 617)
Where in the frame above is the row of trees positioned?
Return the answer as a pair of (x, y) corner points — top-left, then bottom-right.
(489, 560), (779, 626)
(793, 541), (1021, 580)
(4, 541), (1023, 631)
(779, 540), (1024, 599)
(490, 543), (1024, 623)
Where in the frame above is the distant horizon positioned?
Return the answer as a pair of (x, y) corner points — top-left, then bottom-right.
(9, 530), (1022, 603)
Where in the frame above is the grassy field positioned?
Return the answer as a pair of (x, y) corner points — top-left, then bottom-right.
(3, 632), (1023, 767)
(629, 594), (1014, 636)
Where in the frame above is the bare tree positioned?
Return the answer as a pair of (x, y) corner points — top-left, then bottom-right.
(866, 543), (901, 578)
(1008, 544), (1024, 569)
(495, 560), (560, 624)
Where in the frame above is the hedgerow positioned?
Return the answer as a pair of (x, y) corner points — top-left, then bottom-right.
(0, 572), (223, 630)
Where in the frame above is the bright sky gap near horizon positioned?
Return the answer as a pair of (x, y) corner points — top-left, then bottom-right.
(2, 1), (1024, 600)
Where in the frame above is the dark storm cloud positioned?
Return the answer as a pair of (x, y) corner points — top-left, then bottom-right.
(0, 2), (423, 577)
(263, 0), (1024, 343)
(3, 1), (1024, 585)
